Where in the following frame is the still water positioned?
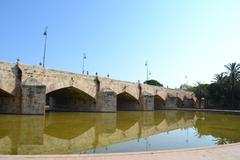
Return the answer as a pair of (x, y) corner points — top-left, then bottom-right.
(0, 110), (240, 155)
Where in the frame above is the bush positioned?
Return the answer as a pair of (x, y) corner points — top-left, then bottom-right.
(144, 79), (163, 87)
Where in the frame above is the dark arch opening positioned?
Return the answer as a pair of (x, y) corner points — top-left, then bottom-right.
(183, 97), (196, 108)
(46, 87), (96, 112)
(117, 92), (139, 111)
(176, 97), (183, 108)
(0, 89), (13, 97)
(0, 89), (15, 113)
(154, 95), (165, 110)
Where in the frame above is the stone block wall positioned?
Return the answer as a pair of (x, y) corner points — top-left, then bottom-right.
(139, 94), (154, 111)
(96, 89), (117, 112)
(0, 61), (198, 114)
(21, 85), (46, 115)
(164, 96), (178, 109)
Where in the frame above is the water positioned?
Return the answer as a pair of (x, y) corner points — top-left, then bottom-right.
(0, 110), (240, 155)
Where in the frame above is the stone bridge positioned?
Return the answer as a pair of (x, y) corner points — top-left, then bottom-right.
(0, 61), (197, 114)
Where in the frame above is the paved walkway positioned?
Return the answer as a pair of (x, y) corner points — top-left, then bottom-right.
(1, 143), (240, 160)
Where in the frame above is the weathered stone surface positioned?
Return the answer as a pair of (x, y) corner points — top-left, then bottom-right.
(96, 88), (117, 112)
(0, 61), (197, 114)
(139, 92), (154, 111)
(21, 78), (46, 115)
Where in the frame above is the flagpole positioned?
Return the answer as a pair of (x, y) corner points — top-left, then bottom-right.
(43, 26), (48, 68)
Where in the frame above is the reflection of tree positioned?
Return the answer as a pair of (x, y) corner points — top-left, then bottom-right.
(213, 137), (229, 145)
(194, 112), (240, 144)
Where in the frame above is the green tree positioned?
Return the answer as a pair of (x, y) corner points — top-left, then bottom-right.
(144, 79), (163, 87)
(191, 82), (209, 100)
(179, 83), (192, 90)
(224, 62), (240, 107)
(213, 72), (226, 84)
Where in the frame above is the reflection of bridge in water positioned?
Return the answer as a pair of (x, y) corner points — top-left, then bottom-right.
(0, 111), (200, 155)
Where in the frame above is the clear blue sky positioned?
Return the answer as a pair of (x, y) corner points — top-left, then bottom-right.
(1, 0), (240, 88)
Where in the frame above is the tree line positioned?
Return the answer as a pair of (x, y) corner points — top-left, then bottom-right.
(183, 62), (240, 110)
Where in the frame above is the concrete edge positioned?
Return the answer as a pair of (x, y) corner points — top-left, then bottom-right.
(160, 108), (240, 114)
(1, 142), (240, 158)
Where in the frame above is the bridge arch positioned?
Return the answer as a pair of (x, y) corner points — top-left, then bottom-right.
(103, 82), (139, 101)
(154, 95), (165, 110)
(0, 75), (17, 96)
(46, 82), (96, 99)
(46, 86), (96, 112)
(176, 97), (184, 108)
(117, 91), (139, 111)
(0, 88), (14, 97)
(183, 96), (197, 108)
(0, 88), (15, 112)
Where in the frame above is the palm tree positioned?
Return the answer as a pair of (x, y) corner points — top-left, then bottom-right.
(224, 62), (240, 107)
(213, 72), (226, 84)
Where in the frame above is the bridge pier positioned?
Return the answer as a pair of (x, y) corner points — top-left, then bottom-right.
(164, 95), (178, 109)
(21, 78), (46, 115)
(96, 89), (117, 112)
(139, 93), (154, 111)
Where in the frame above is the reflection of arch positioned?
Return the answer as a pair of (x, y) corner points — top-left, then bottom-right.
(154, 95), (165, 110)
(46, 87), (96, 112)
(117, 92), (139, 111)
(116, 112), (141, 130)
(45, 113), (95, 139)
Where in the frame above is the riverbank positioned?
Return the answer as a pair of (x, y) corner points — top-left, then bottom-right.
(163, 107), (240, 114)
(0, 142), (239, 160)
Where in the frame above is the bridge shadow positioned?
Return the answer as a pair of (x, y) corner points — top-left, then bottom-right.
(154, 95), (165, 110)
(0, 89), (15, 113)
(46, 87), (96, 112)
(117, 92), (139, 111)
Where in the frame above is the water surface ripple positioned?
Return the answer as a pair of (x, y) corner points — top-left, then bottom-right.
(0, 110), (240, 155)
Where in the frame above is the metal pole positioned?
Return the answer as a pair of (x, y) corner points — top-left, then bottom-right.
(43, 27), (48, 68)
(82, 53), (86, 74)
(82, 55), (84, 74)
(147, 64), (148, 80)
(145, 61), (149, 80)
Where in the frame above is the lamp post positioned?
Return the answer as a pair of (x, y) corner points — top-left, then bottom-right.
(42, 26), (48, 68)
(82, 53), (87, 74)
(145, 61), (149, 80)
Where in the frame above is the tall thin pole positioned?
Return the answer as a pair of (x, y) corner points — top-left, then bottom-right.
(82, 53), (86, 74)
(43, 26), (48, 68)
(145, 61), (149, 80)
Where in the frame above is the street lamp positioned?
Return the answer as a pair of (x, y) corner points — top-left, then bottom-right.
(82, 53), (87, 74)
(42, 26), (48, 68)
(145, 61), (149, 80)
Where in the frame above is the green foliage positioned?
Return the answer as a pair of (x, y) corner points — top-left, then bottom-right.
(144, 79), (163, 87)
(189, 62), (240, 110)
(179, 83), (192, 90)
